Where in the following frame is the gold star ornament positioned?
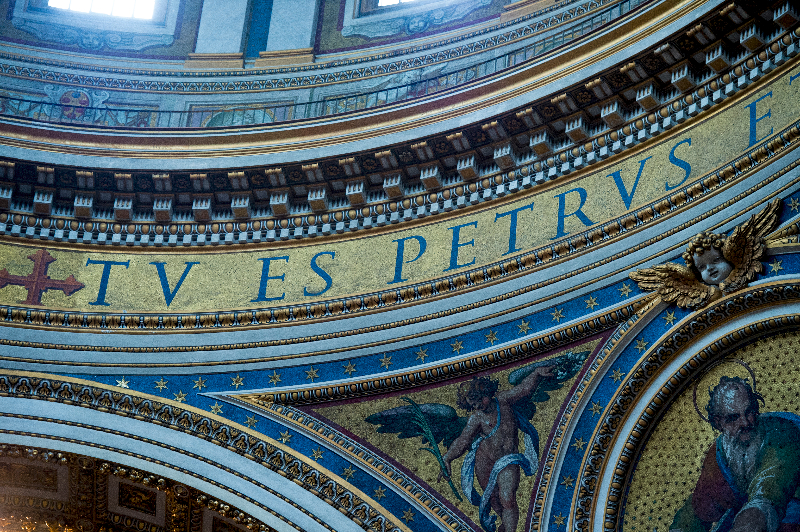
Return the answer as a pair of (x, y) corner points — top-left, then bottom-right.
(590, 401), (603, 416)
(278, 430), (292, 444)
(116, 377), (130, 389)
(373, 487), (386, 500)
(402, 509), (415, 523)
(553, 513), (566, 528)
(451, 340), (464, 353)
(770, 259), (784, 274)
(210, 402), (223, 415)
(485, 330), (498, 345)
(551, 308), (565, 323)
(244, 415), (258, 428)
(379, 354), (392, 369)
(611, 368), (625, 383)
(192, 377), (207, 390)
(663, 311), (677, 326)
(268, 370), (281, 385)
(415, 348), (428, 362)
(173, 391), (187, 403)
(789, 197), (800, 212)
(343, 362), (357, 376)
(305, 366), (320, 382)
(341, 465), (355, 481)
(518, 319), (531, 335)
(572, 437), (586, 451)
(230, 374), (244, 389)
(154, 378), (168, 391)
(634, 338), (649, 353)
(585, 296), (599, 310)
(618, 283), (633, 298)
(311, 447), (324, 461)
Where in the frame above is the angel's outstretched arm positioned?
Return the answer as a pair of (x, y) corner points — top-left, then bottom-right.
(440, 415), (481, 478)
(501, 365), (555, 405)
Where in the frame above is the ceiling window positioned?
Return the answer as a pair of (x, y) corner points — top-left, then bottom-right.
(377, 0), (417, 5)
(361, 0), (437, 15)
(47, 0), (156, 19)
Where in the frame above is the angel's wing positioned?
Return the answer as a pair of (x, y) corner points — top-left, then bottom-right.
(629, 263), (714, 309)
(721, 198), (781, 292)
(365, 402), (468, 449)
(508, 348), (592, 421)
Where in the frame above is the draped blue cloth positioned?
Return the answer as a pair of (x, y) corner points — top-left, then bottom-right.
(460, 399), (540, 532)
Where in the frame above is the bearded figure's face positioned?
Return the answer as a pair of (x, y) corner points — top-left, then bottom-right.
(713, 385), (759, 444)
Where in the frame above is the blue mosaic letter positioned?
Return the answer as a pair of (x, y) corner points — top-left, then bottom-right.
(149, 261), (199, 307)
(252, 256), (290, 302)
(86, 259), (129, 306)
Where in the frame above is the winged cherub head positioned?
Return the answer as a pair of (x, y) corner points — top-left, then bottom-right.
(683, 232), (733, 286)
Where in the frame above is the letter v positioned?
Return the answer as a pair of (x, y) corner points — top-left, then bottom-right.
(149, 262), (199, 307)
(607, 156), (652, 210)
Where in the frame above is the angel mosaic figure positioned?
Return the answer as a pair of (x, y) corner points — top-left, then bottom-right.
(629, 199), (780, 309)
(366, 349), (589, 532)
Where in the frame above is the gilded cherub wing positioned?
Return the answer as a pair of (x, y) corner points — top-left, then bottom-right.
(629, 263), (714, 309)
(721, 199), (781, 292)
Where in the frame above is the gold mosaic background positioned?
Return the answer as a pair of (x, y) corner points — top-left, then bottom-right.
(624, 331), (800, 531)
(316, 339), (601, 527)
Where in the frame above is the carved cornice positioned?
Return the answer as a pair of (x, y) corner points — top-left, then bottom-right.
(1, 21), (796, 236)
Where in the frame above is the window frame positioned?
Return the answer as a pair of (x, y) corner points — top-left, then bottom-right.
(11, 0), (182, 50)
(40, 0), (166, 21)
(16, 0), (177, 34)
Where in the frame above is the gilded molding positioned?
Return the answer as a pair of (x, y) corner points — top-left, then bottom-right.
(237, 303), (641, 407)
(244, 400), (475, 532)
(0, 298), (639, 367)
(529, 293), (660, 531)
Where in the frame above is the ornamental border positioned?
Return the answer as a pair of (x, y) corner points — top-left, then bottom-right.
(0, 112), (798, 346)
(0, 424), (310, 532)
(0, 373), (406, 532)
(573, 284), (800, 531)
(237, 310), (628, 407)
(528, 293), (661, 531)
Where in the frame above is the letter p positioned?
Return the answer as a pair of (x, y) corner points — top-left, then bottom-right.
(388, 235), (427, 284)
